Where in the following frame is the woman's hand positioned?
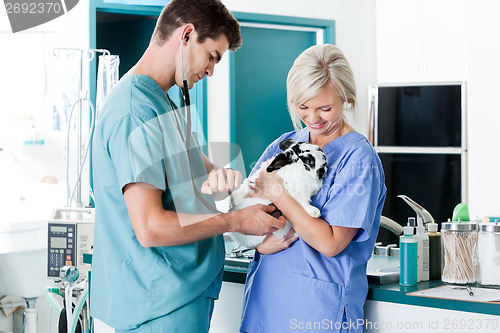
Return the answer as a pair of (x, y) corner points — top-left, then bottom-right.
(201, 168), (242, 197)
(256, 228), (299, 255)
(249, 170), (287, 203)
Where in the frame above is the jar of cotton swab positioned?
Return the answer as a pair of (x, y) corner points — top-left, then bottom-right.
(477, 220), (500, 286)
(441, 219), (478, 284)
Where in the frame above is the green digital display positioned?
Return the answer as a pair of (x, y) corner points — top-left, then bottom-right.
(50, 237), (67, 249)
(51, 226), (67, 233)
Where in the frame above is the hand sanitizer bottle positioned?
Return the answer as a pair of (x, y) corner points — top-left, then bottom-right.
(400, 218), (418, 286)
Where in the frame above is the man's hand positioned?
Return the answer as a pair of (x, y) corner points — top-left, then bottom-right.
(256, 228), (298, 255)
(230, 204), (286, 235)
(201, 168), (242, 195)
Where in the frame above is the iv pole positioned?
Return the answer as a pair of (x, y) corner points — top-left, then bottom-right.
(47, 48), (110, 333)
(53, 48), (110, 208)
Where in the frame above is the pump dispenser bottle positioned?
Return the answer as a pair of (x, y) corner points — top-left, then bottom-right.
(416, 217), (430, 282)
(400, 219), (418, 286)
(427, 222), (442, 280)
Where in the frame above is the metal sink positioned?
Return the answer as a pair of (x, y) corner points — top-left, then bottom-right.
(366, 244), (400, 284)
(224, 236), (252, 273)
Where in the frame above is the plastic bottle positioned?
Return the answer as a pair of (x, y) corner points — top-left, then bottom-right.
(416, 218), (430, 282)
(400, 222), (418, 286)
(427, 222), (442, 280)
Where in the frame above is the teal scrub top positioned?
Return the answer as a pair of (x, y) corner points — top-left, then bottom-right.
(240, 130), (386, 333)
(90, 75), (224, 330)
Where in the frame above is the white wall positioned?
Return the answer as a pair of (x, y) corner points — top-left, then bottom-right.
(0, 2), (90, 333)
(0, 0), (90, 203)
(373, 0), (500, 219)
(466, 0), (500, 217)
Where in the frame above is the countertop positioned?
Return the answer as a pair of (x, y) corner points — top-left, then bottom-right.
(83, 252), (500, 317)
(223, 257), (500, 317)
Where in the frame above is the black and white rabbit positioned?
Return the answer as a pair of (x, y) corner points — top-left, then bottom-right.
(229, 139), (328, 249)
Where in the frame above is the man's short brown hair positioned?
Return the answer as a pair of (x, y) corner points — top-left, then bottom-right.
(152, 0), (242, 51)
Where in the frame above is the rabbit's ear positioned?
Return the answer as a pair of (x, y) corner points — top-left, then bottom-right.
(266, 152), (291, 172)
(279, 138), (295, 150)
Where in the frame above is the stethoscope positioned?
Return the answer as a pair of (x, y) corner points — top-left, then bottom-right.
(179, 36), (191, 112)
(177, 37), (282, 219)
(178, 35), (222, 214)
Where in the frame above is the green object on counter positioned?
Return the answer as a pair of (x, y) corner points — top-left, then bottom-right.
(452, 203), (470, 222)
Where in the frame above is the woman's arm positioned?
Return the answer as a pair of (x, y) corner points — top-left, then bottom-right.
(273, 192), (358, 257)
(251, 170), (358, 257)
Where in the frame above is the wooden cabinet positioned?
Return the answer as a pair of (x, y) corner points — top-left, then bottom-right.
(376, 0), (467, 83)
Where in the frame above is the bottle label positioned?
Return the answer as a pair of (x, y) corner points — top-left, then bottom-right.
(423, 238), (430, 271)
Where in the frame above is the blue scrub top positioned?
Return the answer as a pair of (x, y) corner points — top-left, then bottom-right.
(240, 129), (386, 333)
(90, 75), (224, 330)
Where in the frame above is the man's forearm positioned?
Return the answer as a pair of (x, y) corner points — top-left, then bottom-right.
(134, 209), (236, 247)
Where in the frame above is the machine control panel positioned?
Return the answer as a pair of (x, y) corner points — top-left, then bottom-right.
(47, 208), (95, 280)
(48, 223), (76, 278)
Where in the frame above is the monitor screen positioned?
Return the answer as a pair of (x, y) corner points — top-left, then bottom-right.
(50, 237), (67, 249)
(375, 84), (463, 147)
(377, 152), (462, 245)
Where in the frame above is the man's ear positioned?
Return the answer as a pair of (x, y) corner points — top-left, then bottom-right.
(180, 23), (196, 43)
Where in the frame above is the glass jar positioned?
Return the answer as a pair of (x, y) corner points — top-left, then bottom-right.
(441, 221), (478, 284)
(477, 222), (500, 286)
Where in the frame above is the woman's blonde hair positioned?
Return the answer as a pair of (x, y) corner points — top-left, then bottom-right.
(286, 44), (357, 131)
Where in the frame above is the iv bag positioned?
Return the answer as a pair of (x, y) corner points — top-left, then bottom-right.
(96, 54), (120, 120)
(51, 51), (81, 131)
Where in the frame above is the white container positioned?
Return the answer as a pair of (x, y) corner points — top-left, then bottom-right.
(441, 221), (477, 284)
(477, 222), (500, 286)
(416, 225), (430, 282)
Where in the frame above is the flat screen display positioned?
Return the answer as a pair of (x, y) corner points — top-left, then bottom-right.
(376, 84), (462, 147)
(51, 226), (67, 233)
(50, 237), (67, 249)
(377, 152), (462, 245)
